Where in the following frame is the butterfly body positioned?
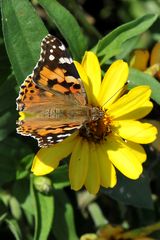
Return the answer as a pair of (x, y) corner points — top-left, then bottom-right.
(16, 34), (102, 147)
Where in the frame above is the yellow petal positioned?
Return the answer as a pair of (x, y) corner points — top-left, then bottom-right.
(81, 51), (101, 104)
(69, 138), (89, 191)
(97, 144), (117, 188)
(19, 112), (26, 120)
(74, 60), (93, 104)
(125, 141), (146, 163)
(107, 86), (153, 120)
(130, 49), (149, 71)
(115, 120), (158, 144)
(150, 42), (160, 66)
(31, 132), (78, 175)
(104, 135), (143, 179)
(98, 60), (128, 108)
(85, 142), (100, 194)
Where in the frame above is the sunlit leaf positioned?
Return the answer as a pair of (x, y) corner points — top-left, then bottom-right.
(5, 218), (22, 240)
(38, 0), (87, 60)
(129, 68), (160, 105)
(1, 0), (47, 84)
(94, 14), (157, 64)
(31, 176), (54, 240)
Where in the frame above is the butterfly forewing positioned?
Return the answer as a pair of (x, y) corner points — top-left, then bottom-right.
(16, 35), (89, 147)
(33, 34), (86, 102)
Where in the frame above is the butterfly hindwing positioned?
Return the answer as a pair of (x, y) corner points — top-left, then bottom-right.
(16, 75), (86, 147)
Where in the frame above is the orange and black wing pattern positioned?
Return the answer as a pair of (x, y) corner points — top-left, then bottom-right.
(33, 34), (86, 103)
(16, 35), (88, 147)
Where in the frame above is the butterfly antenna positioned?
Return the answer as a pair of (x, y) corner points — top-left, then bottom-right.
(101, 81), (128, 108)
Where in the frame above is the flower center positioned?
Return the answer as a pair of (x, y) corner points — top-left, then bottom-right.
(79, 111), (113, 142)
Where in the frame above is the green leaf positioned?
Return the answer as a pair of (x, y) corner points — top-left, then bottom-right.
(31, 176), (54, 240)
(53, 189), (78, 240)
(0, 137), (32, 186)
(5, 218), (22, 240)
(116, 36), (140, 60)
(1, 0), (48, 84)
(129, 68), (160, 105)
(13, 178), (34, 216)
(102, 171), (153, 209)
(0, 28), (11, 86)
(16, 154), (33, 180)
(38, 0), (87, 60)
(94, 14), (158, 64)
(9, 196), (22, 220)
(0, 200), (7, 223)
(51, 164), (70, 189)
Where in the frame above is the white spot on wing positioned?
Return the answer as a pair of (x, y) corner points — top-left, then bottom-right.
(56, 139), (63, 143)
(57, 133), (71, 138)
(47, 136), (53, 140)
(69, 57), (73, 63)
(49, 55), (55, 61)
(59, 44), (65, 51)
(50, 49), (53, 53)
(59, 57), (72, 64)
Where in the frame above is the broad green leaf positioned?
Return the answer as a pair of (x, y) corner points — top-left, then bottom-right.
(5, 218), (22, 240)
(1, 0), (47, 84)
(51, 164), (70, 189)
(129, 68), (160, 105)
(38, 0), (87, 60)
(116, 36), (140, 59)
(31, 176), (54, 240)
(53, 189), (78, 240)
(102, 171), (153, 209)
(94, 14), (157, 64)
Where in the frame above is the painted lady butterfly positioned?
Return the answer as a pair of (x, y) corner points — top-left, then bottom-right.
(16, 34), (101, 147)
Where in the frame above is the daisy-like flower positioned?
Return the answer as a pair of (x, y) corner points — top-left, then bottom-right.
(31, 51), (157, 194)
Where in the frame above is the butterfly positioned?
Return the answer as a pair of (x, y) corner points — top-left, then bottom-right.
(16, 34), (101, 147)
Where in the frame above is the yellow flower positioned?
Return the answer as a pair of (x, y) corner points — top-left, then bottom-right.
(31, 52), (157, 194)
(130, 43), (160, 80)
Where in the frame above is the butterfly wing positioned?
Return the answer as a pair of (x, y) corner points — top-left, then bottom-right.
(33, 34), (86, 105)
(16, 75), (88, 147)
(16, 34), (88, 147)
